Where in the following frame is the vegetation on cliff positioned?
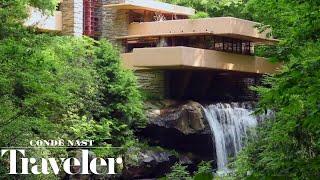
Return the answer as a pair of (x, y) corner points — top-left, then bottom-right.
(0, 0), (145, 179)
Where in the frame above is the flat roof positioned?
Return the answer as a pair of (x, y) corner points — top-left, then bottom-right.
(104, 0), (195, 16)
(117, 17), (278, 44)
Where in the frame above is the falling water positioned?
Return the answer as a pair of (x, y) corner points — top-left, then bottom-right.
(203, 102), (266, 171)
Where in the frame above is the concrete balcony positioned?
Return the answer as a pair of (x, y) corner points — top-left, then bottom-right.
(104, 0), (195, 16)
(118, 17), (277, 44)
(25, 7), (62, 32)
(122, 47), (281, 74)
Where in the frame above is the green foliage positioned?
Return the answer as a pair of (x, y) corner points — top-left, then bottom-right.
(233, 0), (320, 178)
(0, 34), (94, 144)
(94, 41), (145, 129)
(193, 161), (213, 180)
(196, 161), (212, 175)
(191, 11), (209, 19)
(0, 0), (59, 39)
(161, 0), (250, 18)
(0, 34), (144, 178)
(235, 42), (320, 178)
(0, 33), (92, 179)
(0, 1), (145, 178)
(244, 0), (320, 61)
(165, 163), (192, 180)
(163, 161), (213, 180)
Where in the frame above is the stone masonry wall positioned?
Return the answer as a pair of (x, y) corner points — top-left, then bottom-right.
(135, 70), (166, 98)
(61, 0), (83, 36)
(99, 0), (129, 51)
(97, 1), (165, 98)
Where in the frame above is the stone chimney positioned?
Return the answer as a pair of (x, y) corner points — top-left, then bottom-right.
(61, 0), (84, 36)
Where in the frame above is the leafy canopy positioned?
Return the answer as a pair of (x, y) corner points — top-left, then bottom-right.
(234, 0), (320, 178)
(161, 0), (250, 19)
(0, 0), (145, 179)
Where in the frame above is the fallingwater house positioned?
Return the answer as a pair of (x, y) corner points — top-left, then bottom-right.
(26, 0), (280, 101)
(25, 0), (281, 175)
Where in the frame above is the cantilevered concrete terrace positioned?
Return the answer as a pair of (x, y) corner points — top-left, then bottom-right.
(118, 17), (277, 44)
(122, 47), (281, 74)
(104, 0), (195, 16)
(25, 7), (62, 32)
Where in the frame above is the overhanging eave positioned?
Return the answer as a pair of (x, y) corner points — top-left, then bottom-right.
(104, 0), (195, 16)
(121, 47), (282, 74)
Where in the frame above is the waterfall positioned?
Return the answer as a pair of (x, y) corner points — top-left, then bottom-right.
(203, 102), (263, 171)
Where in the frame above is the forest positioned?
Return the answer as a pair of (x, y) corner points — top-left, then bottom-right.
(0, 0), (319, 179)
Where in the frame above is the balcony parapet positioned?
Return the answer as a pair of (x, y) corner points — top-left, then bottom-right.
(25, 7), (62, 32)
(118, 17), (278, 44)
(122, 47), (281, 74)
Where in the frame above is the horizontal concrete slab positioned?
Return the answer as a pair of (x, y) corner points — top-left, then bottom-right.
(104, 0), (195, 16)
(121, 47), (281, 74)
(25, 7), (62, 31)
(117, 17), (277, 44)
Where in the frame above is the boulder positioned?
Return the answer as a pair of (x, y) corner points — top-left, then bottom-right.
(122, 148), (178, 179)
(145, 100), (210, 135)
(138, 100), (215, 162)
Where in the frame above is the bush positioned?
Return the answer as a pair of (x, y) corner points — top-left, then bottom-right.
(191, 11), (209, 19)
(0, 0), (145, 178)
(0, 33), (145, 178)
(193, 161), (213, 180)
(164, 161), (214, 180)
(165, 163), (192, 180)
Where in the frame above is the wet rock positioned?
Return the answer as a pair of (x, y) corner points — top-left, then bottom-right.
(122, 147), (204, 179)
(123, 148), (178, 179)
(138, 100), (215, 162)
(146, 100), (210, 135)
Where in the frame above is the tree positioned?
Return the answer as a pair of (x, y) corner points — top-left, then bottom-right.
(165, 163), (192, 180)
(0, 0), (145, 178)
(161, 0), (250, 19)
(0, 0), (58, 39)
(234, 0), (320, 178)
